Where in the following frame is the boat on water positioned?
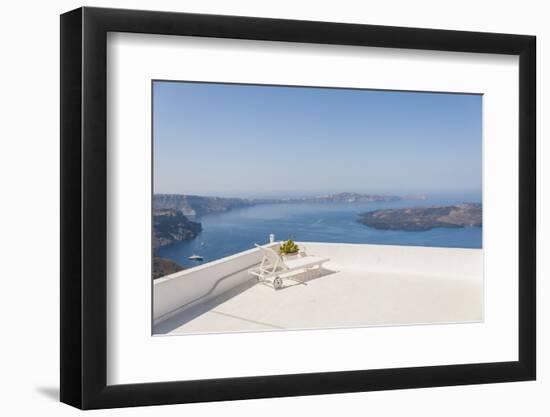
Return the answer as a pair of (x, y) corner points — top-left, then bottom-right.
(188, 254), (204, 261)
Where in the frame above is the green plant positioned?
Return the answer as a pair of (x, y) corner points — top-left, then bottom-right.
(279, 239), (299, 255)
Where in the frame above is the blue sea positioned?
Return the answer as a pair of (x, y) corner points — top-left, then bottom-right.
(157, 193), (482, 268)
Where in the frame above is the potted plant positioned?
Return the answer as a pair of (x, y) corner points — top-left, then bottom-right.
(279, 239), (300, 260)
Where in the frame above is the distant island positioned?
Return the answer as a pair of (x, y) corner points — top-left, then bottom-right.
(153, 192), (426, 217)
(357, 203), (482, 232)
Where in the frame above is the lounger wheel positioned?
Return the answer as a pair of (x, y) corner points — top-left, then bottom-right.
(273, 277), (283, 289)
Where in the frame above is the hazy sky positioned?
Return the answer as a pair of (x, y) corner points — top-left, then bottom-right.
(153, 81), (482, 198)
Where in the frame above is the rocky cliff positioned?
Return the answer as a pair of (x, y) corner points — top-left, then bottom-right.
(154, 194), (253, 217)
(153, 209), (202, 251)
(152, 257), (185, 280)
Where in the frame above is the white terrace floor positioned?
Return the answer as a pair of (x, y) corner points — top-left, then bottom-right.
(153, 242), (483, 335)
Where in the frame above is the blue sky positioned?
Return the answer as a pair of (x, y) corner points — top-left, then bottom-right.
(153, 81), (482, 198)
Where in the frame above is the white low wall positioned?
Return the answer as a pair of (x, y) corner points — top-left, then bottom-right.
(154, 242), (483, 324)
(153, 243), (278, 323)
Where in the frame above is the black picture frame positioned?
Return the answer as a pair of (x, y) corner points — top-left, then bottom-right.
(60, 6), (536, 410)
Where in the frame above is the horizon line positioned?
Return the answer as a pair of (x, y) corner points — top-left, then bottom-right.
(153, 190), (482, 199)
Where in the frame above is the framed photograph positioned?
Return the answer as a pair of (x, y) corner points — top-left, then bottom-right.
(60, 7), (536, 409)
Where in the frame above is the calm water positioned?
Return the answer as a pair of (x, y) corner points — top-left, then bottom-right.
(157, 194), (482, 268)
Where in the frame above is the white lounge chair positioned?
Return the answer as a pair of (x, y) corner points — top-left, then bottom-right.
(249, 244), (329, 289)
